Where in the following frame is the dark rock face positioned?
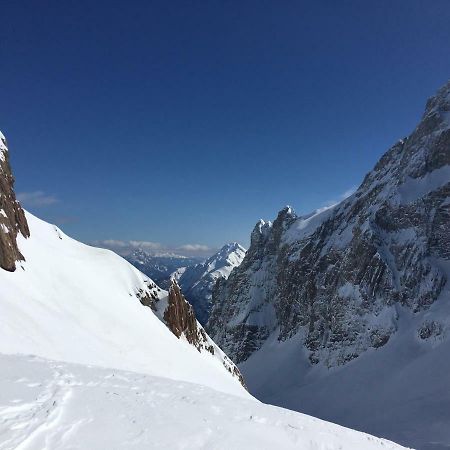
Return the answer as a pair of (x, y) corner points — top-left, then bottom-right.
(161, 280), (246, 387)
(164, 281), (214, 352)
(135, 279), (162, 311)
(0, 133), (30, 272)
(208, 81), (450, 367)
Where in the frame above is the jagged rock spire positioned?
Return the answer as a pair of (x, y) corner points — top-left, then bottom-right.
(164, 280), (247, 387)
(164, 280), (208, 349)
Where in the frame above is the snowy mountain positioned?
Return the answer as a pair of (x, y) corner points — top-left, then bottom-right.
(207, 80), (450, 449)
(175, 242), (246, 325)
(0, 133), (244, 397)
(126, 248), (201, 289)
(0, 208), (246, 396)
(0, 131), (409, 449)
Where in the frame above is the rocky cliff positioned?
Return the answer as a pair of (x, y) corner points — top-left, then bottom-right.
(0, 132), (30, 272)
(160, 280), (246, 387)
(164, 280), (214, 351)
(208, 80), (450, 368)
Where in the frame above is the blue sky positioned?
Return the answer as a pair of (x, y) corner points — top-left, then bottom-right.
(2, 1), (450, 255)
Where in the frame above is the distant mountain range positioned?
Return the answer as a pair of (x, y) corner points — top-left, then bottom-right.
(126, 243), (246, 325)
(174, 242), (246, 325)
(125, 248), (201, 289)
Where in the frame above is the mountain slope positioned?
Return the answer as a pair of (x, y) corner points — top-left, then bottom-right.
(175, 242), (246, 325)
(0, 131), (411, 449)
(0, 210), (245, 397)
(208, 80), (450, 448)
(0, 134), (244, 398)
(0, 353), (408, 450)
(240, 319), (450, 450)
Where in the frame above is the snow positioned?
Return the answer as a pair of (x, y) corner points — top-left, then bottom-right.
(0, 353), (408, 450)
(283, 204), (337, 244)
(170, 265), (187, 281)
(0, 213), (414, 449)
(0, 211), (245, 398)
(240, 302), (450, 450)
(177, 243), (246, 324)
(398, 165), (450, 204)
(208, 81), (450, 450)
(0, 131), (7, 161)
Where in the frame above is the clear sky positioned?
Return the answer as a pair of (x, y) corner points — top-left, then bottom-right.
(2, 1), (450, 255)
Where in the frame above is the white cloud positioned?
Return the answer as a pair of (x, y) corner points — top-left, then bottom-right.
(92, 240), (214, 258)
(177, 244), (211, 252)
(17, 191), (59, 207)
(129, 241), (163, 251)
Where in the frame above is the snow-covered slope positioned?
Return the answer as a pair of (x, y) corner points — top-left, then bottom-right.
(0, 131), (245, 397)
(0, 132), (411, 449)
(0, 211), (245, 397)
(208, 80), (450, 448)
(175, 242), (246, 325)
(0, 353), (408, 450)
(240, 311), (450, 450)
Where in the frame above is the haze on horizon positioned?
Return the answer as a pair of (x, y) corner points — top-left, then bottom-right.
(2, 1), (450, 256)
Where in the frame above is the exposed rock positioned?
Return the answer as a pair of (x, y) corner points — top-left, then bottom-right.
(0, 132), (30, 272)
(208, 80), (450, 368)
(164, 280), (212, 351)
(160, 280), (246, 387)
(135, 279), (161, 311)
(418, 320), (443, 340)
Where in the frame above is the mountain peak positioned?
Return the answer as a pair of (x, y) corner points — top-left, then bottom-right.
(213, 242), (246, 261)
(207, 79), (450, 448)
(275, 205), (297, 224)
(424, 78), (450, 116)
(175, 242), (246, 325)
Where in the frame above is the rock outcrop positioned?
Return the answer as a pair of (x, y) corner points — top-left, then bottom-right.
(0, 132), (30, 272)
(164, 280), (214, 352)
(159, 280), (246, 387)
(208, 80), (450, 367)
